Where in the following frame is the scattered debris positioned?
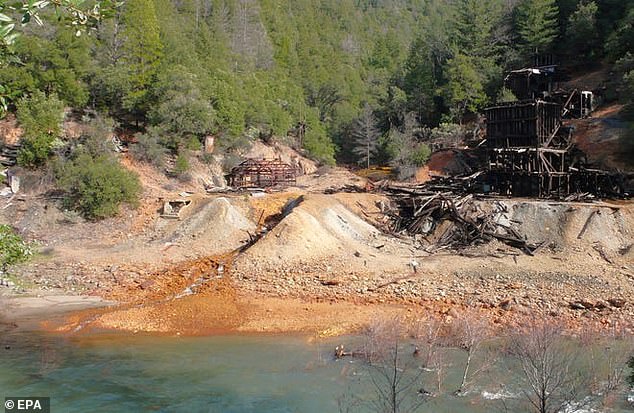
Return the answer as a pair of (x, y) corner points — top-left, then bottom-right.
(160, 199), (191, 219)
(0, 143), (20, 167)
(380, 183), (540, 254)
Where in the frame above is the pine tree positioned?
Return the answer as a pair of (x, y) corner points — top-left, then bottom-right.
(120, 0), (163, 116)
(453, 0), (504, 60)
(403, 37), (437, 125)
(352, 104), (380, 169)
(515, 0), (559, 55)
(565, 1), (599, 61)
(445, 53), (487, 122)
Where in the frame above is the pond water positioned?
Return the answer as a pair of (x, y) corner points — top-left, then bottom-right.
(0, 329), (632, 412)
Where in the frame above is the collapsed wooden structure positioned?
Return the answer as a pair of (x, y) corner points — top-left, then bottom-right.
(381, 182), (540, 255)
(228, 158), (297, 188)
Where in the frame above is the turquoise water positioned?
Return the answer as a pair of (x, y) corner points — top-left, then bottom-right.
(0, 329), (632, 412)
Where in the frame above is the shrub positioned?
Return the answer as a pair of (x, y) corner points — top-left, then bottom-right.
(0, 225), (32, 268)
(200, 152), (215, 165)
(131, 128), (167, 168)
(172, 153), (190, 177)
(16, 91), (65, 167)
(79, 116), (116, 156)
(56, 152), (141, 219)
(184, 135), (202, 151)
(497, 87), (518, 103)
(411, 143), (431, 166)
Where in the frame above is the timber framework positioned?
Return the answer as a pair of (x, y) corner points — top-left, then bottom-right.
(228, 158), (297, 188)
(483, 54), (624, 199)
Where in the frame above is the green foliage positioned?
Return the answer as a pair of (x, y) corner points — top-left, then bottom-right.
(606, 5), (634, 61)
(149, 66), (216, 149)
(89, 65), (133, 115)
(2, 0), (632, 178)
(0, 28), (92, 107)
(429, 122), (465, 146)
(445, 54), (487, 121)
(453, 0), (504, 60)
(121, 0), (163, 115)
(515, 0), (559, 54)
(0, 0), (118, 62)
(302, 109), (335, 165)
(131, 128), (167, 167)
(497, 87), (518, 103)
(16, 91), (65, 167)
(615, 53), (634, 117)
(411, 143), (431, 166)
(565, 1), (599, 61)
(628, 355), (634, 386)
(387, 112), (427, 178)
(0, 225), (32, 268)
(402, 37), (439, 125)
(56, 152), (141, 219)
(172, 153), (190, 177)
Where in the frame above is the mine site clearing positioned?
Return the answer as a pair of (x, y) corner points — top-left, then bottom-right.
(1, 60), (633, 336)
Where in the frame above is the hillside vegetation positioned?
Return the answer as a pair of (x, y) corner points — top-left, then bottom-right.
(0, 0), (632, 217)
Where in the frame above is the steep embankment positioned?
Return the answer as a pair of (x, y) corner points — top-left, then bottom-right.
(570, 104), (632, 172)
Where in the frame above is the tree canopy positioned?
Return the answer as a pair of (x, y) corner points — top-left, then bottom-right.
(0, 0), (631, 170)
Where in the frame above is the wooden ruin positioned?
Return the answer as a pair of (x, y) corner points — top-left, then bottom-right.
(228, 158), (297, 188)
(483, 56), (619, 199)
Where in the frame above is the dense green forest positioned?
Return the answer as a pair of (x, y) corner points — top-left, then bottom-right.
(0, 0), (632, 216)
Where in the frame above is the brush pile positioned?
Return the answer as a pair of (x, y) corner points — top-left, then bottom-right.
(381, 182), (542, 255)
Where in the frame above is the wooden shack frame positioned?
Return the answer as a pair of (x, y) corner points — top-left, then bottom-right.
(229, 158), (297, 188)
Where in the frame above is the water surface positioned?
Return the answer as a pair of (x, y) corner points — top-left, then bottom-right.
(0, 329), (632, 412)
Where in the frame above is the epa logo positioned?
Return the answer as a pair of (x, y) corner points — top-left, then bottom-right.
(4, 398), (49, 413)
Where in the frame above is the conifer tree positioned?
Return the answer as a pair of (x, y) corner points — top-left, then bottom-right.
(453, 0), (504, 60)
(515, 0), (559, 55)
(565, 1), (599, 61)
(120, 0), (163, 116)
(352, 104), (380, 169)
(445, 53), (487, 122)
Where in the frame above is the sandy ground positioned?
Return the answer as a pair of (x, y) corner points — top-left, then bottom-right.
(0, 293), (114, 333)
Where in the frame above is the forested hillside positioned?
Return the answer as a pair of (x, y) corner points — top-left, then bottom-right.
(0, 0), (632, 217)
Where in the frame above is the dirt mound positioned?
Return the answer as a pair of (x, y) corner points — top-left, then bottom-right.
(158, 197), (255, 256)
(294, 166), (367, 192)
(245, 140), (318, 175)
(477, 199), (633, 258)
(416, 149), (474, 180)
(237, 194), (382, 264)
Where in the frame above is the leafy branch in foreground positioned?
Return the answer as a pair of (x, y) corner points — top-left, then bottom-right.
(0, 0), (121, 113)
